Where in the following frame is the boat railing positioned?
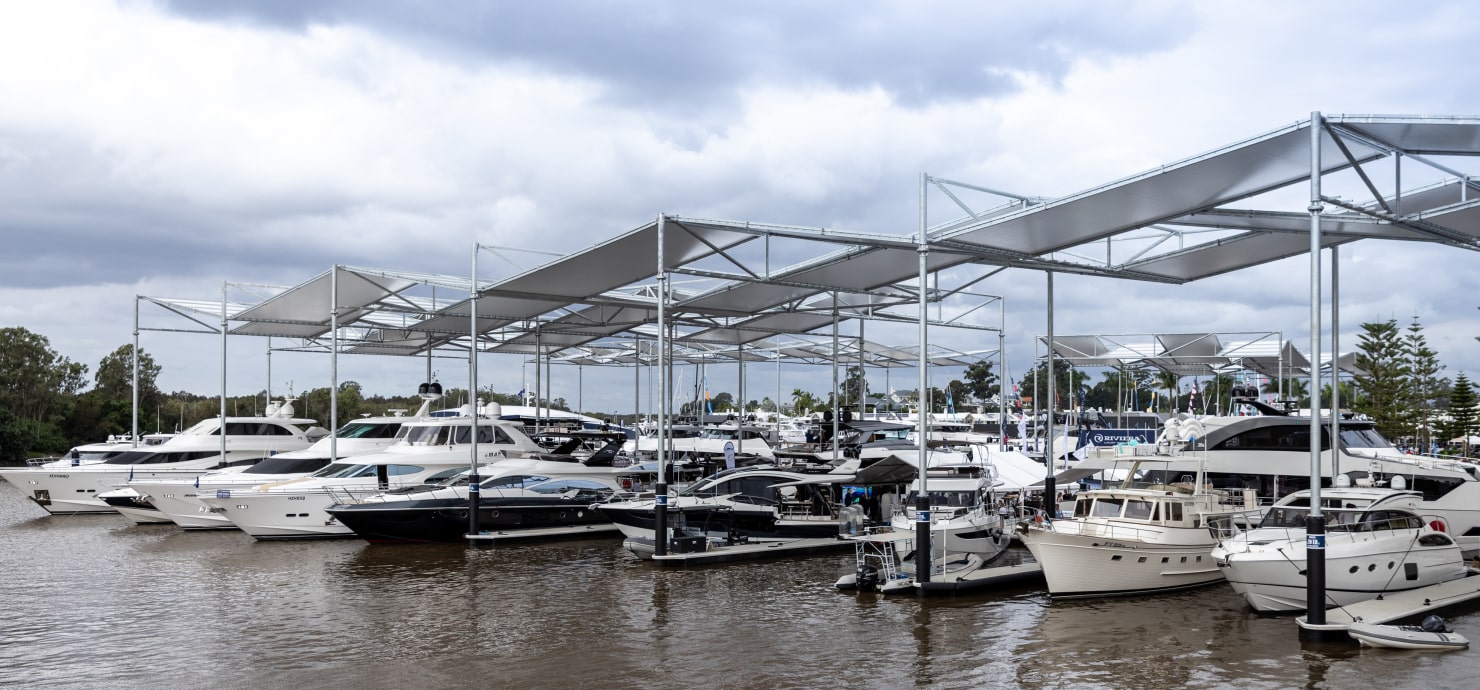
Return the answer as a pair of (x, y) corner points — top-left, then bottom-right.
(25, 455), (65, 468)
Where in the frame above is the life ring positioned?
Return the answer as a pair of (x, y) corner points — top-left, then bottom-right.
(1429, 519), (1447, 533)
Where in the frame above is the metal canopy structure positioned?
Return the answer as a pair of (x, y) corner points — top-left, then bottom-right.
(136, 115), (1480, 384)
(1035, 332), (1330, 378)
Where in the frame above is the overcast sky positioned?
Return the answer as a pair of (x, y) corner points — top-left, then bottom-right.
(4, 1), (1480, 419)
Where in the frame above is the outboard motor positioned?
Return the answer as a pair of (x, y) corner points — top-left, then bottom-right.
(854, 563), (880, 593)
(1421, 615), (1449, 633)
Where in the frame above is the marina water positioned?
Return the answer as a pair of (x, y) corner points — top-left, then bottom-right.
(2, 482), (1476, 689)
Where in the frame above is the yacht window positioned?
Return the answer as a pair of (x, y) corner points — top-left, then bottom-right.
(480, 475), (551, 489)
(1167, 503), (1182, 521)
(403, 426), (453, 446)
(1124, 500), (1154, 521)
(384, 464), (424, 477)
(529, 479), (609, 495)
(1074, 498), (1092, 518)
(1091, 498), (1124, 518)
(1338, 427), (1394, 450)
(311, 463), (374, 479)
(242, 456), (331, 475)
(337, 422), (404, 439)
(452, 425), (500, 445)
(1212, 425), (1328, 451)
(1409, 475), (1465, 502)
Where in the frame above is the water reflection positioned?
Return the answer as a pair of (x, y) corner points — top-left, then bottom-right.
(2, 482), (1478, 690)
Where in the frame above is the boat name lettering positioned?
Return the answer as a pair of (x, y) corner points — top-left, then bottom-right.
(288, 495), (307, 501)
(48, 474), (69, 479)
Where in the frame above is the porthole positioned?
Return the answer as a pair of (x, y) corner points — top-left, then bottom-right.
(1387, 562), (1395, 569)
(1137, 557), (1147, 563)
(1368, 564), (1377, 571)
(1161, 557), (1169, 563)
(1111, 555), (1122, 561)
(1349, 566), (1359, 573)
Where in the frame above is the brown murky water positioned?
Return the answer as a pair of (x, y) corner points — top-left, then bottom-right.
(1, 481), (1476, 689)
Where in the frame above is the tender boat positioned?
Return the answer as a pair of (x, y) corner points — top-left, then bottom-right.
(1210, 488), (1471, 612)
(1348, 617), (1470, 650)
(0, 400), (325, 515)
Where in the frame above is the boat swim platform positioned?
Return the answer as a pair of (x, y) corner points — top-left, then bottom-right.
(465, 523), (621, 544)
(915, 560), (1044, 596)
(1296, 573), (1480, 643)
(631, 536), (856, 567)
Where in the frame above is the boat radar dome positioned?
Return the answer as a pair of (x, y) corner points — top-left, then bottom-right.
(484, 402), (502, 418)
(1391, 474), (1407, 490)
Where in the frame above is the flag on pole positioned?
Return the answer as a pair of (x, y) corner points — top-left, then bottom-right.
(1188, 381), (1198, 414)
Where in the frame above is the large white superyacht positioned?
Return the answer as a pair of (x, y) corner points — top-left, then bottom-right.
(0, 400), (326, 515)
(118, 405), (424, 529)
(198, 404), (548, 539)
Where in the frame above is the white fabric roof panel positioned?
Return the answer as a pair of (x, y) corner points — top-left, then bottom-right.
(1120, 230), (1358, 283)
(228, 268), (419, 338)
(679, 246), (960, 315)
(478, 218), (757, 314)
(944, 121), (1385, 257)
(1328, 116), (1480, 155)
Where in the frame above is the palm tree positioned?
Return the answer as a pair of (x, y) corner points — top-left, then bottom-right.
(1155, 370), (1181, 413)
(790, 388), (818, 416)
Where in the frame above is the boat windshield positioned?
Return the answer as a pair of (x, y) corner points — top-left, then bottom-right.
(309, 463), (374, 479)
(337, 421), (404, 439)
(401, 425), (454, 446)
(1340, 427), (1395, 450)
(903, 490), (976, 508)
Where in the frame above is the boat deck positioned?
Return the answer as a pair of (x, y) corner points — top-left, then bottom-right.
(465, 523), (621, 544)
(1296, 573), (1480, 641)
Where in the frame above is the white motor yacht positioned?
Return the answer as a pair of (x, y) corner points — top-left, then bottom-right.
(119, 407), (422, 529)
(1057, 402), (1480, 557)
(596, 465), (854, 555)
(1018, 457), (1262, 598)
(324, 436), (653, 543)
(1210, 487), (1471, 612)
(890, 463), (1012, 560)
(0, 400), (325, 515)
(7, 433), (174, 474)
(198, 405), (547, 540)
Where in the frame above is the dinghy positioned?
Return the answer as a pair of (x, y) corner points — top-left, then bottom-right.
(1347, 616), (1470, 650)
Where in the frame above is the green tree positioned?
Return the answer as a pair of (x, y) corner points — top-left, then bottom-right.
(1155, 370), (1181, 413)
(1442, 372), (1477, 456)
(790, 389), (818, 415)
(962, 359), (999, 405)
(1354, 320), (1409, 441)
(1404, 315), (1448, 451)
(1438, 371), (1474, 453)
(0, 326), (88, 423)
(841, 366), (868, 407)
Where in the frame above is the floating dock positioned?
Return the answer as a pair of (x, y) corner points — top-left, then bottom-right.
(466, 523), (621, 544)
(626, 536), (855, 566)
(1296, 573), (1480, 642)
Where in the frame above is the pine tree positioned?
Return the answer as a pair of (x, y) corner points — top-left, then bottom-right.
(1353, 319), (1409, 441)
(1444, 372), (1478, 456)
(1404, 315), (1448, 452)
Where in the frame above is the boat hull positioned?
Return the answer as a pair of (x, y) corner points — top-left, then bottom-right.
(1021, 528), (1224, 597)
(1348, 622), (1470, 649)
(328, 497), (611, 543)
